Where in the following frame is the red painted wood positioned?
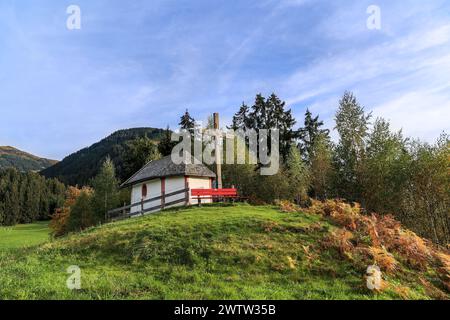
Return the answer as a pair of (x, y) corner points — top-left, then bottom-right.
(191, 188), (238, 197)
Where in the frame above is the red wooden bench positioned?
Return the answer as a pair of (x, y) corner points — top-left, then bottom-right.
(191, 188), (243, 205)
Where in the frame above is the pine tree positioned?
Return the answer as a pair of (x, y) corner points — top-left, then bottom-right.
(248, 94), (267, 129)
(298, 109), (330, 162)
(3, 170), (20, 226)
(123, 136), (160, 179)
(91, 158), (120, 223)
(158, 126), (177, 156)
(245, 93), (297, 161)
(266, 93), (297, 161)
(229, 103), (250, 130)
(179, 109), (195, 130)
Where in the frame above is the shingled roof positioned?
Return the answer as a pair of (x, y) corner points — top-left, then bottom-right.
(121, 156), (216, 188)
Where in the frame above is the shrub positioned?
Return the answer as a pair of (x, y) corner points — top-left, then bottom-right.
(50, 186), (94, 236)
(50, 187), (83, 237)
(322, 228), (354, 259)
(276, 200), (299, 213)
(369, 246), (398, 273)
(375, 215), (432, 270)
(433, 252), (450, 292)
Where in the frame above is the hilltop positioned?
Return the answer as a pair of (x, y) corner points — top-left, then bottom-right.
(0, 203), (448, 300)
(41, 127), (165, 186)
(0, 146), (57, 172)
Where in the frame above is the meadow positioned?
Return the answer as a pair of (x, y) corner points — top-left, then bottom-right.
(0, 221), (50, 250)
(0, 204), (447, 300)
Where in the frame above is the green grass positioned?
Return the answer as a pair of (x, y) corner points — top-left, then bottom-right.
(0, 204), (444, 300)
(0, 221), (50, 250)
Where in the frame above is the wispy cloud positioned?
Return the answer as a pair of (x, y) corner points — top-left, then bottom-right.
(0, 0), (448, 159)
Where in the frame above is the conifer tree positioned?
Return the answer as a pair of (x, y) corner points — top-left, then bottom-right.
(179, 109), (196, 130)
(91, 158), (119, 223)
(158, 126), (177, 156)
(243, 93), (297, 161)
(298, 108), (330, 162)
(229, 103), (250, 130)
(123, 136), (160, 179)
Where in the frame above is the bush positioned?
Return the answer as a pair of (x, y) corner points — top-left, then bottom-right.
(66, 190), (95, 233)
(307, 199), (450, 291)
(50, 186), (93, 237)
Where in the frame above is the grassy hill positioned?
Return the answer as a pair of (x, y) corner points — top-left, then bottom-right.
(0, 204), (448, 300)
(0, 146), (57, 172)
(41, 127), (165, 186)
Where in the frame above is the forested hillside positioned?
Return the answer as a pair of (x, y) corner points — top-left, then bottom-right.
(0, 146), (57, 172)
(0, 169), (66, 226)
(41, 128), (165, 186)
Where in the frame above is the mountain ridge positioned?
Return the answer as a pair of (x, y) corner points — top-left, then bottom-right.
(0, 146), (58, 172)
(41, 127), (165, 186)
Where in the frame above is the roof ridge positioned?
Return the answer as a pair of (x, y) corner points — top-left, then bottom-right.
(121, 155), (215, 188)
(120, 158), (157, 187)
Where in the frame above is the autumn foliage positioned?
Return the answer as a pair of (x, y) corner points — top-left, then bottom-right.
(50, 186), (92, 237)
(281, 198), (450, 295)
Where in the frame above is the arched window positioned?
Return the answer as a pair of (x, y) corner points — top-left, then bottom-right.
(142, 184), (148, 198)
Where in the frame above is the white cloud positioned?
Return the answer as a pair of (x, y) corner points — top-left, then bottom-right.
(280, 15), (450, 141)
(372, 88), (450, 139)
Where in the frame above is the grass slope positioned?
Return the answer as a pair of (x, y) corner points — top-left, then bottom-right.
(0, 204), (445, 300)
(0, 221), (50, 250)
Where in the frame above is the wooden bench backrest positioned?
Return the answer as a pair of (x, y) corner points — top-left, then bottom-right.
(191, 188), (238, 197)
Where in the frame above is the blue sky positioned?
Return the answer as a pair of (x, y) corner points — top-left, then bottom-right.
(0, 0), (449, 160)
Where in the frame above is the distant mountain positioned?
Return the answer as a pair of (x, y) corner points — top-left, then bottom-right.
(0, 146), (58, 172)
(41, 127), (165, 186)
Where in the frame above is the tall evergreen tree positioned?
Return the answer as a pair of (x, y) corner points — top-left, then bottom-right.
(91, 158), (120, 223)
(158, 126), (177, 156)
(123, 136), (160, 179)
(3, 170), (20, 226)
(0, 169), (65, 226)
(229, 103), (250, 130)
(248, 94), (268, 129)
(298, 109), (330, 162)
(179, 109), (196, 131)
(266, 93), (297, 161)
(244, 93), (297, 161)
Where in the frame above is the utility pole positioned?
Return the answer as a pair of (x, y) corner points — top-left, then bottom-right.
(213, 112), (222, 189)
